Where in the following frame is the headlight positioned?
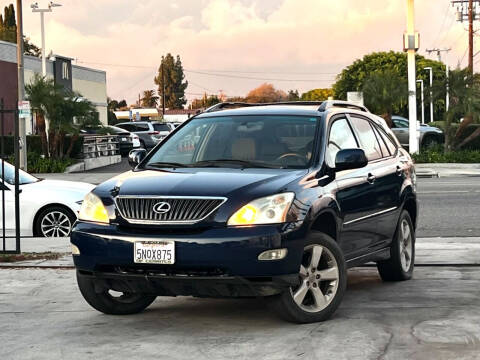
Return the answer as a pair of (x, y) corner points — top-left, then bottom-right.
(227, 193), (295, 226)
(78, 192), (110, 224)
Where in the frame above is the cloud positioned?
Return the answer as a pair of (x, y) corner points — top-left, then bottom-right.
(14, 0), (469, 103)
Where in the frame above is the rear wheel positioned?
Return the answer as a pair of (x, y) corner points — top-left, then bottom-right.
(377, 210), (415, 281)
(76, 271), (156, 315)
(271, 232), (347, 323)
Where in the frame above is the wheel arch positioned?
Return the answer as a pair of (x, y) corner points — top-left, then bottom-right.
(309, 207), (340, 242)
(401, 192), (418, 230)
(33, 203), (77, 236)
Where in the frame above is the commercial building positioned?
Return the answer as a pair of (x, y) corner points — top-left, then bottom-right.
(0, 40), (107, 135)
(114, 108), (200, 123)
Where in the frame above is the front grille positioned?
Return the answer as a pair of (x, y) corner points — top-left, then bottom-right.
(115, 196), (226, 224)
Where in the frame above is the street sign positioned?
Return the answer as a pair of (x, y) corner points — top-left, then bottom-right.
(18, 100), (31, 118)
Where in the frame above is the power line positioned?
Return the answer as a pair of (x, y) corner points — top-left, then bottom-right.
(433, 2), (454, 48)
(184, 69), (335, 82)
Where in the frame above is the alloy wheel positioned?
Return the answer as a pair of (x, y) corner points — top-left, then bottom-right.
(399, 219), (413, 272)
(41, 211), (72, 237)
(291, 244), (339, 313)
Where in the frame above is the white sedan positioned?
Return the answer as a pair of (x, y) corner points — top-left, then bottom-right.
(1, 160), (95, 237)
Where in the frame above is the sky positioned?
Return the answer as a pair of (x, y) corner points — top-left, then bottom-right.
(3, 0), (476, 105)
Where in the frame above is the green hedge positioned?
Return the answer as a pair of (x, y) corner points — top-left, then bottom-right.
(7, 152), (75, 173)
(413, 146), (480, 163)
(0, 135), (83, 158)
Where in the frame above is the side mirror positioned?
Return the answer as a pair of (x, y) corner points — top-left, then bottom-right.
(335, 149), (368, 172)
(128, 149), (147, 168)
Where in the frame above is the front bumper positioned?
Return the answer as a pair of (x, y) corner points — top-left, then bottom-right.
(71, 221), (307, 297)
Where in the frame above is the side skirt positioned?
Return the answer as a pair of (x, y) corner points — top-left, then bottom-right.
(345, 248), (390, 269)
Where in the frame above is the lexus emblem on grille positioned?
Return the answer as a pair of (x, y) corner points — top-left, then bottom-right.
(152, 202), (171, 214)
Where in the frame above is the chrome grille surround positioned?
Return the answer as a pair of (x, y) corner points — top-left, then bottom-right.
(115, 196), (227, 225)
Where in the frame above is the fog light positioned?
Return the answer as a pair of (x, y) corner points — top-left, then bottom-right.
(258, 248), (288, 261)
(71, 244), (80, 255)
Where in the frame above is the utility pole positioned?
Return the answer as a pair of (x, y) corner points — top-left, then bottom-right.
(452, 0), (480, 73)
(405, 0), (419, 154)
(16, 0), (26, 170)
(416, 79), (425, 124)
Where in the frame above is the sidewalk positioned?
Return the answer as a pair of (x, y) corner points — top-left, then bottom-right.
(2, 236), (479, 268)
(416, 163), (480, 178)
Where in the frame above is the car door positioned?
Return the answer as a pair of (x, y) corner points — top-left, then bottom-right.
(348, 115), (402, 250)
(392, 117), (409, 146)
(326, 115), (379, 259)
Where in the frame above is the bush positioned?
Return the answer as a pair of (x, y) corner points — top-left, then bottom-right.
(428, 122), (480, 150)
(7, 153), (75, 173)
(412, 146), (480, 163)
(0, 135), (83, 158)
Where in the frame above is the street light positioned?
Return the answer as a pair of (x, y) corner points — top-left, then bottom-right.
(416, 79), (425, 124)
(30, 1), (62, 77)
(424, 66), (433, 123)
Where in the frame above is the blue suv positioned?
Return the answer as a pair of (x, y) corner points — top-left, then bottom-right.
(71, 101), (417, 323)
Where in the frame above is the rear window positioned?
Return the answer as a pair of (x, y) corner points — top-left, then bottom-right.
(153, 124), (171, 132)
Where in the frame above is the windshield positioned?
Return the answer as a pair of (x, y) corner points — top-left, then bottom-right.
(0, 160), (39, 185)
(145, 115), (318, 169)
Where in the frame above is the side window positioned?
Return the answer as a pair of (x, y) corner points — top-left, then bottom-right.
(376, 126), (398, 155)
(393, 118), (408, 128)
(134, 123), (150, 131)
(327, 118), (358, 165)
(372, 125), (390, 157)
(118, 124), (135, 132)
(349, 116), (382, 161)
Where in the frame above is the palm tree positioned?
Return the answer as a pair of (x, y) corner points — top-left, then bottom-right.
(362, 70), (408, 128)
(430, 68), (480, 151)
(25, 74), (56, 156)
(141, 90), (159, 108)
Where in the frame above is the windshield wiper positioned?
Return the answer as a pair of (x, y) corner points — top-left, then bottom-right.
(192, 159), (282, 169)
(146, 162), (191, 168)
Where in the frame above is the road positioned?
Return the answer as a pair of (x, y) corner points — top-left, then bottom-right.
(417, 177), (480, 237)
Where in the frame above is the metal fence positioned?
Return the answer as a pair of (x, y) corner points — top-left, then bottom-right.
(82, 135), (120, 158)
(0, 98), (20, 254)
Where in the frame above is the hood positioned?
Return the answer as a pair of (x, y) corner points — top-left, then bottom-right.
(96, 168), (307, 199)
(23, 179), (95, 197)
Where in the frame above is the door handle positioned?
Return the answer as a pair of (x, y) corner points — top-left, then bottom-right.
(396, 166), (403, 176)
(367, 173), (376, 184)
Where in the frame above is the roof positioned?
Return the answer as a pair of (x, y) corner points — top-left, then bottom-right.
(195, 104), (323, 118)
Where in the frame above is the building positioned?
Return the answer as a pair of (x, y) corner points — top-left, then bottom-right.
(0, 40), (107, 135)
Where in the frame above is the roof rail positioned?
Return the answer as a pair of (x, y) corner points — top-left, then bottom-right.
(204, 101), (325, 113)
(318, 100), (370, 113)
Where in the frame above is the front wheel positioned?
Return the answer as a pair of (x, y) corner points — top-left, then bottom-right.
(76, 272), (157, 315)
(271, 232), (347, 323)
(35, 206), (76, 238)
(377, 210), (415, 281)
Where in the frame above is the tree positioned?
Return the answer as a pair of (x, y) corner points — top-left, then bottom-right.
(154, 53), (188, 109)
(430, 68), (480, 151)
(26, 74), (98, 158)
(117, 99), (128, 109)
(333, 51), (445, 119)
(23, 36), (41, 57)
(301, 88), (334, 101)
(141, 90), (159, 108)
(190, 93), (220, 109)
(245, 83), (287, 103)
(287, 90), (300, 101)
(362, 70), (407, 128)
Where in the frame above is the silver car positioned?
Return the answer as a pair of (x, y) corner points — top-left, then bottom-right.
(391, 116), (444, 148)
(116, 121), (174, 150)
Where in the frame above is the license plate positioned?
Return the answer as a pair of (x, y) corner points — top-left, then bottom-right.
(121, 137), (127, 141)
(134, 241), (175, 264)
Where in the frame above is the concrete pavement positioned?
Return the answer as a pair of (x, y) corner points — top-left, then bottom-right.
(1, 266), (479, 360)
(416, 163), (480, 178)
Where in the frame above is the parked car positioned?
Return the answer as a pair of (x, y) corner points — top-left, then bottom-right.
(80, 125), (140, 157)
(116, 121), (174, 150)
(0, 160), (94, 238)
(391, 115), (444, 148)
(72, 101), (417, 323)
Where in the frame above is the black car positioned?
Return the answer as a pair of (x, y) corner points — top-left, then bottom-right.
(72, 101), (417, 323)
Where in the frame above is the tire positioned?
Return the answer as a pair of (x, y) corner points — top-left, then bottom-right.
(34, 206), (76, 238)
(76, 271), (157, 315)
(270, 232), (347, 323)
(377, 210), (415, 282)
